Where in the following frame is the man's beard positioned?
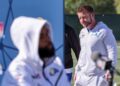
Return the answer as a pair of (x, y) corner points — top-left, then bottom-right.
(38, 44), (55, 60)
(83, 18), (91, 28)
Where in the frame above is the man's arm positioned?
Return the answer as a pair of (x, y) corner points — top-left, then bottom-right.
(103, 29), (117, 67)
(69, 26), (80, 60)
(103, 29), (118, 85)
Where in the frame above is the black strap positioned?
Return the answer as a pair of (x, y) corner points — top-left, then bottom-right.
(55, 70), (63, 86)
(42, 65), (53, 86)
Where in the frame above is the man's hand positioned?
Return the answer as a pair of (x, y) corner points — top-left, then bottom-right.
(74, 73), (77, 81)
(104, 70), (112, 81)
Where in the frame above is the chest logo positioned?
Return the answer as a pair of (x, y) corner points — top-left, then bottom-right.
(49, 68), (59, 76)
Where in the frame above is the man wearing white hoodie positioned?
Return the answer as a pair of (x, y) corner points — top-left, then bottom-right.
(74, 5), (117, 86)
(2, 16), (70, 86)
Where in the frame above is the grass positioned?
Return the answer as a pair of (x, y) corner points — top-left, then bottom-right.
(71, 42), (120, 86)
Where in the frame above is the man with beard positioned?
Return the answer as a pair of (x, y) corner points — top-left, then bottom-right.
(74, 5), (117, 86)
(2, 16), (70, 86)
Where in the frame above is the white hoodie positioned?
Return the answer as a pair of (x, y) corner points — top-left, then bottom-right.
(2, 16), (70, 86)
(74, 22), (117, 86)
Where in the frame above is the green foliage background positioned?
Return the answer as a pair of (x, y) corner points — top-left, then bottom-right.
(65, 0), (120, 14)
